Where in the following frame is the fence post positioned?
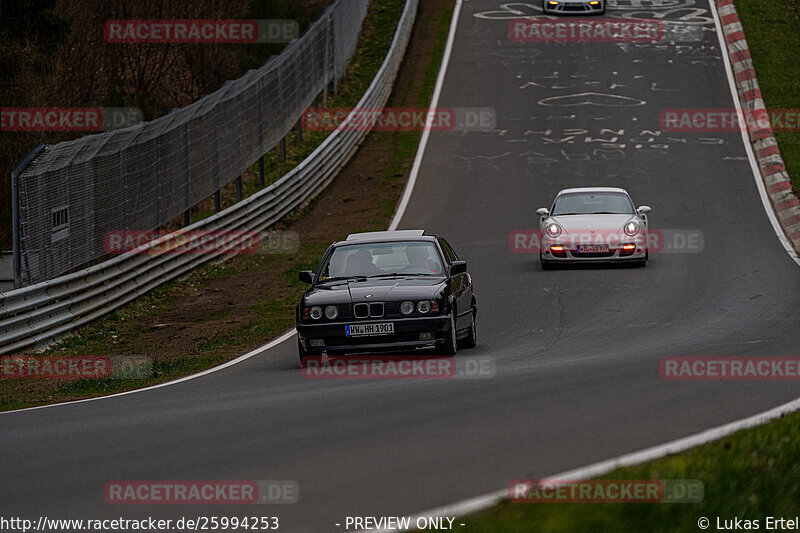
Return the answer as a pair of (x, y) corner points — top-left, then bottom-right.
(323, 12), (331, 107)
(280, 138), (287, 161)
(235, 176), (243, 202)
(11, 167), (21, 289)
(297, 118), (303, 141)
(184, 123), (192, 227)
(258, 157), (265, 187)
(214, 191), (221, 213)
(10, 142), (45, 289)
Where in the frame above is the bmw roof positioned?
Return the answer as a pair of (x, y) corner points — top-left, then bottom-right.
(339, 230), (435, 245)
(556, 187), (630, 195)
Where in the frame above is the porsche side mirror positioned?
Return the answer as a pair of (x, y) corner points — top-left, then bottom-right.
(637, 206), (652, 215)
(536, 208), (550, 216)
(449, 261), (467, 276)
(299, 270), (314, 284)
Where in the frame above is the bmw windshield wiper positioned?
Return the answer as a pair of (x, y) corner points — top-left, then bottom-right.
(317, 275), (367, 283)
(367, 272), (434, 278)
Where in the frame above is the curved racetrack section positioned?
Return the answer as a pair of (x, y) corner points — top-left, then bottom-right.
(2, 1), (800, 530)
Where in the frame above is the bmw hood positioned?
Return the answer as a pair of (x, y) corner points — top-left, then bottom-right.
(303, 277), (445, 306)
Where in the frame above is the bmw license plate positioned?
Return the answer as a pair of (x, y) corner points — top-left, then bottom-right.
(345, 323), (394, 337)
(579, 245), (610, 253)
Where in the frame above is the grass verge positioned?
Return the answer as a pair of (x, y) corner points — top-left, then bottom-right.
(464, 409), (800, 532)
(734, 0), (800, 192)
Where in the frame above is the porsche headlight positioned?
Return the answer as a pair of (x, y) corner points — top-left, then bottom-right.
(324, 305), (339, 320)
(545, 223), (562, 238)
(400, 301), (415, 315)
(624, 221), (640, 236)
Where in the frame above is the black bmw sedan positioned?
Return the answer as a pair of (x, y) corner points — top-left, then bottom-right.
(295, 230), (477, 367)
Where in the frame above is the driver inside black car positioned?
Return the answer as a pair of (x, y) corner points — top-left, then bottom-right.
(403, 244), (439, 274)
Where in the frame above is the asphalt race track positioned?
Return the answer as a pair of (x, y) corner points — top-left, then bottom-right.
(2, 0), (800, 531)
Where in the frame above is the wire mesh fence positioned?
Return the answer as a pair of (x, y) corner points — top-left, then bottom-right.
(13, 0), (368, 286)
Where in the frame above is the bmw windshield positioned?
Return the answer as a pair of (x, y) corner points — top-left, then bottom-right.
(319, 241), (445, 280)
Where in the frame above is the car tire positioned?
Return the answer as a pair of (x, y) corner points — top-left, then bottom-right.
(459, 310), (477, 349)
(443, 310), (458, 356)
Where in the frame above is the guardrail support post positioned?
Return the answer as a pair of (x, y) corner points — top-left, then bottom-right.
(280, 138), (287, 161)
(214, 190), (221, 213)
(235, 176), (243, 202)
(297, 118), (303, 142)
(184, 210), (191, 226)
(258, 157), (265, 187)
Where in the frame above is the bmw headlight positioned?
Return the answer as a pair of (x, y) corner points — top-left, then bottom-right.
(400, 301), (415, 315)
(545, 223), (562, 238)
(309, 306), (323, 320)
(324, 305), (339, 320)
(416, 300), (432, 314)
(624, 221), (640, 236)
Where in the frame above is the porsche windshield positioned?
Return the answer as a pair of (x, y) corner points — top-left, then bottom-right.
(320, 241), (444, 279)
(551, 192), (635, 216)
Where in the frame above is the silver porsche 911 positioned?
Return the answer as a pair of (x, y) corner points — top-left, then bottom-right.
(537, 187), (651, 269)
(542, 0), (606, 15)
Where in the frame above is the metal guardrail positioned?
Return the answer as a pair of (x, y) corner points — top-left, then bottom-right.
(0, 0), (419, 355)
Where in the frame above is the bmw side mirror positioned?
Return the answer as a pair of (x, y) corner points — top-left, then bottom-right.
(536, 208), (550, 216)
(637, 206), (652, 215)
(449, 261), (467, 276)
(299, 270), (314, 284)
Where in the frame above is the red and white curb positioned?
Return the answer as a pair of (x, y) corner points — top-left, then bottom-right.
(715, 0), (800, 249)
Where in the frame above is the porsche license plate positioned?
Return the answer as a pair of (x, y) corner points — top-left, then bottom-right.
(579, 245), (610, 253)
(345, 323), (394, 336)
